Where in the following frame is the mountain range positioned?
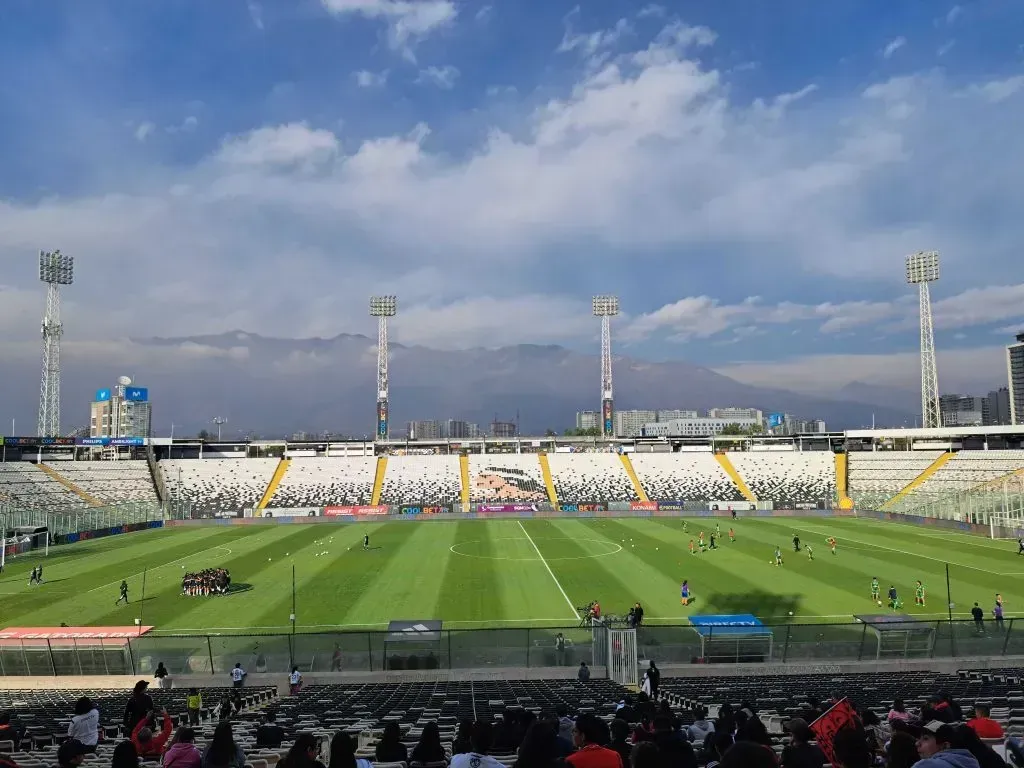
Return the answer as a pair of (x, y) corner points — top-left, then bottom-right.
(0, 331), (917, 438)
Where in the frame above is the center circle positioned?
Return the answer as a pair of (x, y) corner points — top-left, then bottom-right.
(449, 537), (623, 561)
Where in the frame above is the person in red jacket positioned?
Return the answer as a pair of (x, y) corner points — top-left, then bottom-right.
(131, 710), (172, 759)
(966, 704), (1005, 739)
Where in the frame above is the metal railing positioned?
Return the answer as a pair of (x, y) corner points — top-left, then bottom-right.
(2, 618), (1022, 677)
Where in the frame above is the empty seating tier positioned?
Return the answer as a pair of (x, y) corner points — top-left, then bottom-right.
(893, 450), (1024, 512)
(161, 458), (280, 515)
(379, 455), (462, 505)
(0, 463), (90, 512)
(270, 458), (377, 508)
(467, 455), (548, 503)
(729, 452), (836, 506)
(546, 453), (638, 503)
(846, 451), (943, 510)
(629, 453), (744, 502)
(43, 460), (159, 504)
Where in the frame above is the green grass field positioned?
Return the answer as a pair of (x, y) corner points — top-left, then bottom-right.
(1, 517), (1021, 634)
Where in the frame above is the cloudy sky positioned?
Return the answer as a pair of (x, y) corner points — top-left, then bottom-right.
(1, 0), (1023, 397)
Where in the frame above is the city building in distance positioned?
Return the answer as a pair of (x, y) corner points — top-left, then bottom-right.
(1009, 332), (1024, 426)
(89, 376), (152, 439)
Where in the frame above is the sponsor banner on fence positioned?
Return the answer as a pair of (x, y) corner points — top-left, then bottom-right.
(477, 503), (540, 513)
(323, 505), (389, 517)
(630, 502), (658, 511)
(656, 501), (686, 511)
(259, 508), (319, 518)
(557, 503), (607, 513)
(399, 505), (450, 515)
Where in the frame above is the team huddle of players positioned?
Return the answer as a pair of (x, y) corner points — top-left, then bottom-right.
(181, 568), (231, 596)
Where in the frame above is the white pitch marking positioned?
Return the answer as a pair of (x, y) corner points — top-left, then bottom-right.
(517, 521), (579, 619)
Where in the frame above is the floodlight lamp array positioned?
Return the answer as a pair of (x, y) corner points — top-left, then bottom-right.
(369, 295), (397, 316)
(39, 250), (74, 285)
(592, 295), (620, 317)
(905, 251), (940, 284)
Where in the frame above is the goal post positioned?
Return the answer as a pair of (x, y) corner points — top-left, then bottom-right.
(989, 514), (1024, 540)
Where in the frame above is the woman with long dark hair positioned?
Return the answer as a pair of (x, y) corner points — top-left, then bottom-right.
(281, 734), (327, 768)
(375, 722), (408, 764)
(328, 732), (372, 768)
(202, 722), (245, 768)
(111, 741), (140, 768)
(411, 722), (447, 765)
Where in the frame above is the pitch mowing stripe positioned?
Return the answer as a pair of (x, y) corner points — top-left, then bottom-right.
(342, 522), (458, 625)
(436, 521), (509, 622)
(484, 520), (575, 623)
(516, 520), (577, 617)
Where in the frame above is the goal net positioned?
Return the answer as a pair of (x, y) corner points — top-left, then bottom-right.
(989, 514), (1024, 540)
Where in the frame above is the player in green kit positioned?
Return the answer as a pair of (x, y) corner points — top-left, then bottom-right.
(914, 580), (926, 607)
(806, 544), (814, 561)
(871, 577), (880, 603)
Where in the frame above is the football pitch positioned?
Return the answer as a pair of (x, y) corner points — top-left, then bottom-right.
(1, 517), (1021, 634)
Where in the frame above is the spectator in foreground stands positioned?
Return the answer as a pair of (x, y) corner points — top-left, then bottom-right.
(701, 731), (735, 768)
(493, 710), (521, 754)
(131, 709), (172, 759)
(122, 681), (153, 734)
(376, 722), (409, 764)
(935, 693), (964, 724)
(738, 716), (773, 748)
(515, 721), (563, 768)
(411, 721), (447, 765)
(163, 728), (202, 768)
(966, 705), (1004, 739)
(913, 722), (980, 768)
(450, 723), (505, 768)
(282, 734), (326, 768)
(555, 706), (574, 744)
(607, 719), (632, 767)
(453, 720), (475, 756)
(186, 689), (203, 727)
(885, 731), (919, 768)
(645, 662), (660, 701)
(0, 712), (21, 744)
(110, 742), (139, 768)
(889, 700), (912, 723)
(780, 719), (824, 768)
(57, 739), (89, 768)
(687, 708), (715, 745)
(831, 728), (873, 768)
(202, 721), (245, 768)
(68, 697), (99, 752)
(566, 714), (622, 768)
(951, 725), (1006, 768)
(329, 733), (371, 768)
(256, 712), (286, 749)
(719, 742), (777, 768)
(860, 709), (891, 752)
(629, 742), (660, 768)
(154, 662), (171, 690)
(651, 715), (697, 768)
(578, 662), (590, 682)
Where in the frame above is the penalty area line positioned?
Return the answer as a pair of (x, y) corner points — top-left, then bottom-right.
(518, 520), (579, 620)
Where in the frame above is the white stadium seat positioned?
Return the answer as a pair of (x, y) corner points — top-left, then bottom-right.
(0, 462), (90, 511)
(44, 460), (158, 504)
(729, 452), (835, 505)
(892, 449), (1024, 512)
(846, 451), (943, 510)
(161, 458), (279, 515)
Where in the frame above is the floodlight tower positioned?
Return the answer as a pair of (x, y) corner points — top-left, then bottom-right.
(592, 295), (619, 438)
(37, 250), (74, 437)
(906, 251), (942, 429)
(369, 296), (397, 440)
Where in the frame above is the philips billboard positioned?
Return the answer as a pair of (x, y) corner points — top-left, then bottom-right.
(124, 387), (149, 402)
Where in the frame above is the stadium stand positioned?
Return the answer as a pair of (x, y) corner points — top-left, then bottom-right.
(160, 458), (280, 516)
(40, 461), (159, 504)
(378, 456), (462, 506)
(892, 450), (1024, 512)
(628, 453), (744, 503)
(268, 458), (377, 508)
(0, 463), (89, 512)
(846, 450), (944, 510)
(546, 453), (639, 503)
(467, 455), (549, 504)
(728, 452), (836, 506)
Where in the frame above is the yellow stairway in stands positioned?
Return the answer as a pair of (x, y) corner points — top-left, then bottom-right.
(371, 457), (388, 506)
(835, 453), (854, 509)
(882, 451), (955, 510)
(538, 453), (559, 505)
(619, 454), (650, 503)
(459, 454), (471, 506)
(715, 452), (756, 503)
(38, 463), (103, 507)
(257, 458), (291, 513)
